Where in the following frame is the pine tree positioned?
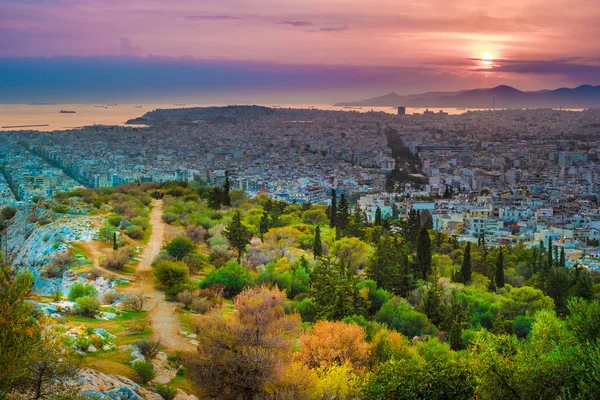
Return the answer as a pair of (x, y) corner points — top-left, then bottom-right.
(495, 246), (505, 288)
(336, 194), (350, 235)
(374, 207), (382, 226)
(222, 171), (231, 207)
(415, 227), (432, 279)
(329, 189), (337, 228)
(313, 225), (323, 259)
(224, 211), (251, 263)
(259, 211), (270, 242)
(461, 242), (472, 285)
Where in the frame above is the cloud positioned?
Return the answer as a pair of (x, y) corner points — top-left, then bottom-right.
(186, 15), (244, 21)
(119, 37), (143, 57)
(319, 25), (348, 32)
(475, 59), (600, 76)
(278, 20), (313, 27)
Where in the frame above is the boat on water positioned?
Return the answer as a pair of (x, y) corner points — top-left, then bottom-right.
(59, 110), (76, 114)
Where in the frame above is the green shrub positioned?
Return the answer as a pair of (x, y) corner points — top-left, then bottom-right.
(107, 214), (123, 227)
(98, 223), (116, 242)
(162, 213), (178, 224)
(153, 260), (190, 289)
(164, 237), (196, 260)
(201, 261), (254, 297)
(69, 281), (98, 300)
(132, 360), (155, 384)
(375, 300), (436, 338)
(53, 289), (63, 301)
(52, 205), (70, 214)
(155, 383), (178, 400)
(75, 296), (101, 317)
(125, 225), (145, 239)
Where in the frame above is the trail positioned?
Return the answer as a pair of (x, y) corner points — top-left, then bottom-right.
(125, 199), (196, 353)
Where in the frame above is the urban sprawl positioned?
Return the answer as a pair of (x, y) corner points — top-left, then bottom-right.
(2, 105), (600, 269)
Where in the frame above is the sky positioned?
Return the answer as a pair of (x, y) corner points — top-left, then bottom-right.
(1, 0), (600, 103)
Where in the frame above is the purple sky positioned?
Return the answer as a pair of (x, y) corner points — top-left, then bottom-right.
(2, 0), (600, 102)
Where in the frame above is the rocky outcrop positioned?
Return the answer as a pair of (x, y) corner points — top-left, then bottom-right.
(78, 369), (163, 400)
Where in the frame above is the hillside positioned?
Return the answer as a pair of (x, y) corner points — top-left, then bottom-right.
(336, 84), (600, 109)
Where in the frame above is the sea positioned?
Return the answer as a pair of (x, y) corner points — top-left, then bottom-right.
(0, 103), (487, 132)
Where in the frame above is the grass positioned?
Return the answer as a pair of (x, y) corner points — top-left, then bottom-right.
(64, 310), (151, 346)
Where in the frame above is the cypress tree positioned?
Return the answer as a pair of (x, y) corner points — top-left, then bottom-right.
(336, 194), (350, 235)
(113, 231), (118, 251)
(461, 242), (472, 285)
(559, 246), (566, 267)
(547, 238), (553, 271)
(415, 227), (432, 279)
(495, 246), (505, 288)
(223, 171), (231, 207)
(375, 207), (382, 226)
(313, 225), (323, 259)
(259, 211), (270, 242)
(329, 189), (337, 228)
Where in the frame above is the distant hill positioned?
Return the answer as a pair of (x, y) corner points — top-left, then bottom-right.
(335, 85), (600, 109)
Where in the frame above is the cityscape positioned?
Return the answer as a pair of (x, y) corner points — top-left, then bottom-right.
(2, 0), (600, 399)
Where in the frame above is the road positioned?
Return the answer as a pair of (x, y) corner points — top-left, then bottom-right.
(125, 199), (196, 353)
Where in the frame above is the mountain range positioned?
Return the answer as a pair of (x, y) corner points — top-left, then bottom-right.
(334, 85), (600, 109)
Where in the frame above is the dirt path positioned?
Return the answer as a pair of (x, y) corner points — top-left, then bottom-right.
(125, 199), (196, 353)
(77, 241), (132, 281)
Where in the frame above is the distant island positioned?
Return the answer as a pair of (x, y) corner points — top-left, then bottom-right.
(335, 84), (600, 109)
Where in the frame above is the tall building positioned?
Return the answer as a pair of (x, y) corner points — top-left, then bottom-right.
(397, 106), (406, 115)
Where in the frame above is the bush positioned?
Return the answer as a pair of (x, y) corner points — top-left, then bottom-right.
(0, 206), (17, 221)
(136, 339), (161, 359)
(53, 289), (64, 301)
(190, 298), (212, 314)
(164, 237), (196, 260)
(102, 291), (118, 305)
(153, 260), (190, 289)
(107, 214), (123, 227)
(75, 295), (101, 317)
(162, 213), (178, 224)
(100, 247), (132, 271)
(122, 293), (145, 311)
(186, 224), (207, 244)
(177, 290), (195, 309)
(132, 360), (155, 384)
(200, 261), (254, 297)
(125, 225), (145, 239)
(155, 383), (178, 400)
(52, 205), (70, 214)
(98, 223), (116, 242)
(69, 281), (98, 300)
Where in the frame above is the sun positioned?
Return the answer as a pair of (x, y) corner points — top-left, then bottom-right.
(481, 52), (494, 68)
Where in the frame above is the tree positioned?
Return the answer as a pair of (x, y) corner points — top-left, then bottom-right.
(224, 211), (251, 263)
(495, 246), (505, 288)
(222, 171), (231, 207)
(366, 237), (413, 297)
(423, 275), (445, 328)
(415, 227), (432, 279)
(559, 246), (566, 267)
(313, 225), (323, 258)
(330, 237), (370, 273)
(16, 331), (82, 400)
(259, 211), (270, 242)
(184, 286), (303, 398)
(329, 189), (337, 228)
(164, 237), (196, 260)
(336, 194), (350, 235)
(297, 320), (371, 370)
(403, 209), (421, 247)
(460, 242), (472, 285)
(207, 186), (223, 210)
(375, 206), (382, 226)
